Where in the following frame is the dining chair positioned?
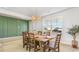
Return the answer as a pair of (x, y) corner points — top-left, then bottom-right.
(27, 33), (35, 51)
(28, 32), (41, 52)
(48, 34), (61, 52)
(22, 32), (28, 48)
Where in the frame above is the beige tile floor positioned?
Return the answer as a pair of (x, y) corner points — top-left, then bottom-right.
(0, 37), (79, 52)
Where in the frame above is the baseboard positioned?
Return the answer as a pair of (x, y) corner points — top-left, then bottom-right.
(60, 42), (71, 46)
(50, 40), (71, 46)
(0, 36), (22, 43)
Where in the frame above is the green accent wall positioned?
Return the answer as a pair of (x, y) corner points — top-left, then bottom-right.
(0, 16), (29, 38)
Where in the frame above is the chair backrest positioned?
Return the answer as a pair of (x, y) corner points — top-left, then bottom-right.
(22, 32), (26, 41)
(54, 34), (61, 48)
(28, 32), (35, 43)
(46, 32), (50, 36)
(28, 33), (34, 38)
(22, 32), (29, 42)
(38, 31), (42, 35)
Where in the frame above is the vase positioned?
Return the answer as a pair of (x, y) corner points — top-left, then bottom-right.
(72, 40), (78, 48)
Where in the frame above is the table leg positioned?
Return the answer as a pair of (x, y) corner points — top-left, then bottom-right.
(34, 40), (37, 52)
(43, 42), (46, 52)
(43, 41), (49, 52)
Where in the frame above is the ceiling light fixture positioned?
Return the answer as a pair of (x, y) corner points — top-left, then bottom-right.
(32, 16), (41, 21)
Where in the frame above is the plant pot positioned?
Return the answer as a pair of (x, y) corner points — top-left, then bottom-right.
(72, 40), (78, 48)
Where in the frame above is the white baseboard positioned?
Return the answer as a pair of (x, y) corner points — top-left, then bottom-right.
(60, 42), (71, 46)
(0, 36), (22, 42)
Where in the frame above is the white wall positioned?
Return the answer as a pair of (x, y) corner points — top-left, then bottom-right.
(52, 8), (79, 46)
(29, 8), (79, 46)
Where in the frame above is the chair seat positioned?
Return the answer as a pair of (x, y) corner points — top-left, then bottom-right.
(49, 42), (55, 48)
(49, 39), (55, 48)
(48, 34), (61, 52)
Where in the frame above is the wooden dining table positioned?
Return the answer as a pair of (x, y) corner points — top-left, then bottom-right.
(34, 34), (54, 52)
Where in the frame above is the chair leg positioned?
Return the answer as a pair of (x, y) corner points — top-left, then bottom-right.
(34, 44), (37, 52)
(58, 47), (60, 52)
(26, 45), (28, 50)
(28, 45), (31, 52)
(54, 48), (59, 52)
(43, 45), (46, 52)
(48, 48), (51, 52)
(23, 44), (25, 48)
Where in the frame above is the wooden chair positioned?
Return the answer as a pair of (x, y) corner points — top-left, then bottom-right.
(22, 32), (28, 48)
(27, 32), (40, 52)
(27, 33), (35, 51)
(48, 34), (61, 52)
(22, 32), (26, 48)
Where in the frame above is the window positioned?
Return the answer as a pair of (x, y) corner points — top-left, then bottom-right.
(42, 16), (63, 31)
(52, 18), (63, 29)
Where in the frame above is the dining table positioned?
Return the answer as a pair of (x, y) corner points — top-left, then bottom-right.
(34, 34), (54, 52)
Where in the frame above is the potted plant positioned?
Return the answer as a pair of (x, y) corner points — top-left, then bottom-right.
(68, 25), (79, 48)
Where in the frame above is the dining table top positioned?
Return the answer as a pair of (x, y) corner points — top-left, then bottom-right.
(34, 34), (54, 42)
